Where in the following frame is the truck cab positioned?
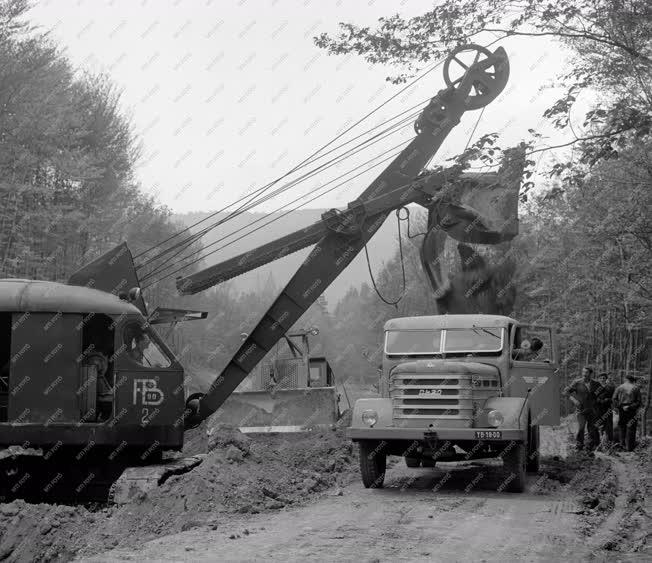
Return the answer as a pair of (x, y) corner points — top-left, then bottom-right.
(347, 314), (559, 492)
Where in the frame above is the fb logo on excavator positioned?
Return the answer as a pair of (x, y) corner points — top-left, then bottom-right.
(133, 379), (165, 406)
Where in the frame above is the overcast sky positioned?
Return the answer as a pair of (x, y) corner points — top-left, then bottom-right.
(29, 0), (573, 214)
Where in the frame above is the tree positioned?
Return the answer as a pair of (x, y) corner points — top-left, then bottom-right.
(514, 141), (651, 379)
(0, 0), (198, 305)
(316, 0), (652, 171)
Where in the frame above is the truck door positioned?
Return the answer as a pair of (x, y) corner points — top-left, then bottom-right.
(509, 324), (560, 426)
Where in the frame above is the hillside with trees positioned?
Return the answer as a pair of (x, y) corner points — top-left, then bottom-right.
(0, 0), (190, 306)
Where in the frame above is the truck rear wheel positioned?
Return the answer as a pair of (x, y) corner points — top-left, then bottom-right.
(502, 442), (526, 493)
(405, 457), (421, 468)
(527, 424), (540, 473)
(359, 440), (386, 488)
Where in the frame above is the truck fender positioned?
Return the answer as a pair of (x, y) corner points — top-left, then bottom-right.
(350, 398), (393, 429)
(484, 397), (529, 432)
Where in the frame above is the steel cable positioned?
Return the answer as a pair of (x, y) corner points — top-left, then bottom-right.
(134, 56), (448, 264)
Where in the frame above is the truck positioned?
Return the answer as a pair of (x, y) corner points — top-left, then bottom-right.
(348, 314), (560, 492)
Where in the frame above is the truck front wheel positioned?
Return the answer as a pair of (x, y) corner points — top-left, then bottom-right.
(359, 440), (386, 488)
(502, 442), (526, 493)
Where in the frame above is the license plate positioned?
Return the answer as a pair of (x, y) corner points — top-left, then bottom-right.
(475, 430), (502, 439)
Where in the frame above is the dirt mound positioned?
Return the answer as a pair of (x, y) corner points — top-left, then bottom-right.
(0, 428), (357, 561)
(0, 427), (358, 562)
(0, 501), (97, 562)
(75, 428), (357, 558)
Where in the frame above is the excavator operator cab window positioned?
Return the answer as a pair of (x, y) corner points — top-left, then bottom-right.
(123, 323), (172, 369)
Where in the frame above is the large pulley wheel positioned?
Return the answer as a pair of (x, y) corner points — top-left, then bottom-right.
(443, 44), (507, 110)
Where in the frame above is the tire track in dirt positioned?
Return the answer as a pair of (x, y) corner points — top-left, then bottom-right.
(586, 452), (642, 556)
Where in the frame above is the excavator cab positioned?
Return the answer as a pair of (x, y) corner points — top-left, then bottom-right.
(0, 279), (185, 452)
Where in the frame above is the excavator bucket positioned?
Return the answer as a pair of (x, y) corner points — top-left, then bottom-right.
(208, 355), (341, 433)
(437, 144), (525, 245)
(421, 145), (525, 314)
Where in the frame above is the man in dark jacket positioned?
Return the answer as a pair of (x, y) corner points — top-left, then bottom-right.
(565, 366), (601, 453)
(612, 374), (642, 451)
(595, 372), (616, 449)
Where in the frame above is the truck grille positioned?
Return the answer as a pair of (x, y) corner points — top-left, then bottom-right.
(390, 372), (498, 427)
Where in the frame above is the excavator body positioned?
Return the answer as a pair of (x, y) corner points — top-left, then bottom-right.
(0, 43), (522, 503)
(0, 277), (197, 503)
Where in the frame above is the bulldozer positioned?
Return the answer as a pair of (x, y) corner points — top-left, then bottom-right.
(210, 328), (342, 433)
(0, 43), (525, 503)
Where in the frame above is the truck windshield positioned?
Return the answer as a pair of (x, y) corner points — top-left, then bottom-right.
(385, 328), (503, 355)
(385, 330), (442, 355)
(444, 328), (503, 353)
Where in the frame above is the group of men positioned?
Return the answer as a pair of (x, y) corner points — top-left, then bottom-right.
(565, 366), (643, 454)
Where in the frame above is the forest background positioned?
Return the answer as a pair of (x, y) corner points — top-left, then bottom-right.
(1, 0), (650, 420)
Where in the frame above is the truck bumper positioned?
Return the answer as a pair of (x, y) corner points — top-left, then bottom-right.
(346, 426), (525, 442)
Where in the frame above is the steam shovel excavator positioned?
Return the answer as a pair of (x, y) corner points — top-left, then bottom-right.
(0, 44), (523, 503)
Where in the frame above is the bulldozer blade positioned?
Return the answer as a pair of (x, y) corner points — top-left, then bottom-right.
(211, 387), (340, 433)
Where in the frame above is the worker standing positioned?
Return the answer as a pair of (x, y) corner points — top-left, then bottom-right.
(612, 374), (642, 452)
(595, 372), (616, 450)
(565, 366), (601, 455)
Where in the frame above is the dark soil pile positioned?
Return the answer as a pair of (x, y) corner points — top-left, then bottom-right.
(0, 427), (357, 562)
(78, 426), (357, 557)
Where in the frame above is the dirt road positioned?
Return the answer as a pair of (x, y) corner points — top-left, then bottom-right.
(84, 462), (590, 562)
(6, 421), (645, 562)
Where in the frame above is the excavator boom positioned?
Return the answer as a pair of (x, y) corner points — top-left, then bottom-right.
(185, 45), (511, 425)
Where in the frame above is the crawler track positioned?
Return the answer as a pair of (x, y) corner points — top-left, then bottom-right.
(0, 452), (121, 504)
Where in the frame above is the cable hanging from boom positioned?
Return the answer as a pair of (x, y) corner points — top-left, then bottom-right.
(364, 208), (408, 308)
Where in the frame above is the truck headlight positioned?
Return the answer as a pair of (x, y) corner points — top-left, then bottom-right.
(487, 410), (504, 428)
(361, 409), (378, 427)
